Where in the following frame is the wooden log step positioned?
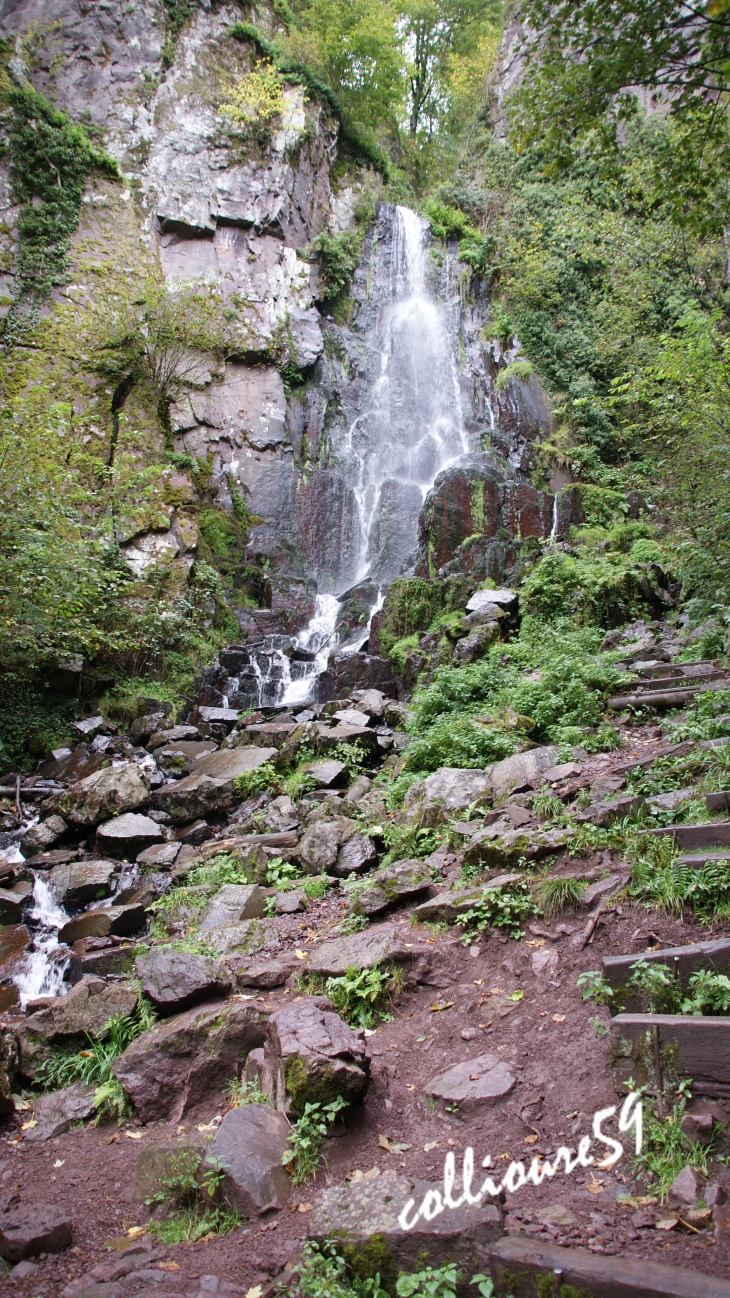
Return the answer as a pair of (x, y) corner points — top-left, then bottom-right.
(677, 850), (730, 866)
(707, 790), (730, 813)
(642, 821), (730, 850)
(610, 1012), (730, 1098)
(627, 669), (727, 692)
(602, 937), (730, 993)
(488, 1237), (730, 1298)
(608, 682), (727, 709)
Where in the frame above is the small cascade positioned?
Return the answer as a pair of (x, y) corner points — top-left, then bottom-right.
(281, 594), (341, 705)
(550, 492), (559, 541)
(13, 872), (69, 1008)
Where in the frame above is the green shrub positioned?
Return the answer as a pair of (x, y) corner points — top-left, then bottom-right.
(458, 882), (535, 939)
(312, 231), (362, 300)
(521, 549), (639, 626)
(325, 964), (398, 1027)
(377, 578), (444, 654)
(282, 1095), (348, 1184)
(35, 998), (155, 1118)
(232, 762), (280, 796)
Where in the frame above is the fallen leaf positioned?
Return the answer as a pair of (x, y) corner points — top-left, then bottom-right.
(447, 1139), (457, 1146)
(469, 1073), (481, 1081)
(126, 1131), (143, 1140)
(497, 1152), (512, 1161)
(159, 1261), (180, 1272)
(127, 1226), (146, 1237)
(478, 1020), (493, 1029)
(473, 979), (484, 985)
(247, 1286), (264, 1298)
(416, 1034), (430, 1042)
(294, 949), (308, 959)
(424, 1141), (439, 1152)
(104, 1133), (120, 1145)
(198, 1232), (216, 1243)
(523, 1135), (538, 1145)
(429, 1000), (455, 1012)
(540, 1011), (549, 1017)
(297, 1203), (314, 1213)
(586, 1176), (605, 1195)
(388, 1043), (398, 1050)
(21, 1120), (37, 1130)
(78, 1050), (94, 1058)
(526, 939), (546, 948)
(565, 1110), (579, 1119)
(378, 1134), (394, 1151)
(507, 989), (524, 1002)
(552, 1014), (566, 1023)
(53, 1159), (65, 1168)
(490, 986), (505, 994)
(655, 1215), (679, 1231)
(405, 1084), (415, 1092)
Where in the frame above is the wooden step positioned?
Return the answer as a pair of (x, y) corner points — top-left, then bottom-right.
(610, 1012), (730, 1098)
(489, 1237), (730, 1298)
(677, 849), (730, 866)
(612, 739), (694, 774)
(643, 820), (730, 850)
(608, 680), (729, 709)
(707, 790), (730, 813)
(602, 937), (730, 993)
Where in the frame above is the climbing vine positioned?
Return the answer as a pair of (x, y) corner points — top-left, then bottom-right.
(3, 85), (119, 341)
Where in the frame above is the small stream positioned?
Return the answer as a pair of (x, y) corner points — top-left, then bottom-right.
(14, 872), (69, 1008)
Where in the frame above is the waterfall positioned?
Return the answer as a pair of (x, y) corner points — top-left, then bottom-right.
(13, 871), (70, 1008)
(281, 594), (340, 705)
(344, 205), (470, 585)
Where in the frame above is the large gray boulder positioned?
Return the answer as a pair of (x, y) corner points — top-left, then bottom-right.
(308, 1169), (502, 1284)
(463, 824), (568, 869)
(305, 923), (417, 977)
(403, 768), (493, 828)
(296, 818), (356, 873)
(198, 918), (276, 957)
(0, 1204), (72, 1261)
(488, 744), (560, 797)
(21, 814), (67, 858)
(95, 812), (163, 859)
(58, 903), (145, 944)
(206, 1103), (291, 1214)
(47, 858), (119, 909)
(54, 763), (150, 826)
(152, 746), (278, 822)
(333, 834), (377, 876)
(25, 1082), (96, 1141)
(113, 999), (266, 1123)
(346, 858), (432, 917)
(135, 949), (230, 1013)
(15, 978), (138, 1080)
(198, 884), (266, 930)
(263, 996), (370, 1115)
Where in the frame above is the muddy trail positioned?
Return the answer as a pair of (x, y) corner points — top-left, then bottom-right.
(3, 612), (730, 1297)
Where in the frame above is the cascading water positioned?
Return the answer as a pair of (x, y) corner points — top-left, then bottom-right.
(13, 871), (69, 1007)
(249, 205), (471, 706)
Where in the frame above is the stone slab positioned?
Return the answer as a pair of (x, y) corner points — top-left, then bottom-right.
(424, 1052), (516, 1109)
(488, 1236), (730, 1298)
(206, 1102), (291, 1214)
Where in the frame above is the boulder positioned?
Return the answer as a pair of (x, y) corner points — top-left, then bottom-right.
(58, 904), (145, 944)
(135, 949), (230, 1013)
(306, 759), (348, 789)
(453, 623), (500, 664)
(425, 1052), (516, 1110)
(225, 959), (291, 989)
(0, 890), (24, 924)
(296, 821), (341, 873)
(95, 813), (163, 860)
(333, 834), (378, 877)
(332, 708), (371, 728)
(147, 725), (201, 750)
(263, 795), (300, 832)
(113, 999), (266, 1123)
(355, 690), (386, 719)
(21, 814), (67, 858)
(308, 1169), (502, 1283)
(315, 723), (380, 759)
(488, 744), (560, 797)
(54, 764), (150, 827)
(25, 1082), (96, 1141)
(15, 978), (138, 1079)
(199, 884), (266, 930)
(152, 746), (278, 822)
(129, 711), (168, 745)
(47, 858), (119, 909)
(305, 923), (417, 977)
(0, 1205), (72, 1262)
(467, 587), (518, 614)
(574, 795), (645, 827)
(274, 887), (308, 914)
(412, 879), (522, 924)
(0, 926), (31, 986)
(136, 841), (181, 868)
(0, 1025), (19, 1116)
(73, 715), (109, 740)
(263, 996), (370, 1115)
(342, 775), (373, 805)
(206, 1103), (291, 1214)
(347, 858), (432, 916)
(403, 768), (492, 828)
(463, 825), (568, 869)
(199, 918), (275, 957)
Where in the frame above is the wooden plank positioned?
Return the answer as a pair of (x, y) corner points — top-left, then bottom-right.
(677, 850), (730, 866)
(610, 1013), (730, 1097)
(642, 821), (730, 849)
(602, 938), (730, 997)
(707, 790), (730, 813)
(608, 687), (701, 709)
(612, 740), (694, 774)
(489, 1237), (730, 1298)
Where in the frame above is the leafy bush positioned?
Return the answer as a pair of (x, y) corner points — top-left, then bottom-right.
(35, 998), (155, 1118)
(232, 762), (280, 796)
(282, 1095), (348, 1184)
(630, 839), (730, 921)
(220, 61), (285, 128)
(396, 1265), (460, 1298)
(284, 1241), (389, 1298)
(312, 231), (362, 300)
(458, 882), (535, 939)
(325, 964), (398, 1027)
(521, 549), (640, 626)
(633, 1086), (719, 1201)
(403, 717), (517, 773)
(332, 741), (370, 776)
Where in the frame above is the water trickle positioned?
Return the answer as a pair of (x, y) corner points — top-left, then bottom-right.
(14, 872), (69, 1007)
(281, 594), (340, 705)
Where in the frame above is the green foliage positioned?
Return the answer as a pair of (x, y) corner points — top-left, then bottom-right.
(225, 1074), (270, 1106)
(232, 762), (280, 796)
(633, 1085), (719, 1201)
(282, 1095), (348, 1184)
(338, 912), (369, 934)
(312, 231), (363, 301)
(624, 957), (683, 1015)
(331, 741), (370, 777)
(424, 200), (492, 274)
(535, 874), (586, 918)
(220, 61), (285, 131)
(459, 881), (535, 939)
(304, 873), (333, 899)
(378, 578), (444, 654)
(629, 835), (730, 921)
(521, 549), (644, 626)
(266, 855), (304, 886)
(148, 1203), (240, 1244)
(683, 969), (730, 1016)
(376, 820), (440, 866)
(4, 85), (119, 336)
(325, 964), (398, 1027)
(396, 1264), (459, 1298)
(284, 1240), (389, 1298)
(576, 969), (615, 1005)
(161, 0), (192, 68)
(35, 998), (155, 1107)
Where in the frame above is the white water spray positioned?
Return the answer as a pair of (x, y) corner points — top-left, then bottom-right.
(13, 872), (69, 1007)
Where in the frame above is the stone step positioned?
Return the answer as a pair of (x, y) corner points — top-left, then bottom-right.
(610, 1012), (730, 1098)
(602, 937), (730, 994)
(488, 1237), (730, 1297)
(643, 820), (730, 850)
